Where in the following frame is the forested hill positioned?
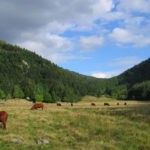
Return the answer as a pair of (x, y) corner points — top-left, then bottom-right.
(0, 41), (149, 101)
(116, 58), (150, 100)
(107, 58), (150, 100)
(0, 41), (115, 102)
(118, 58), (150, 86)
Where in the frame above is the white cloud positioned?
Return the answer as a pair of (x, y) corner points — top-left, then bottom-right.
(110, 28), (150, 47)
(109, 56), (143, 68)
(0, 0), (150, 69)
(48, 53), (75, 64)
(46, 22), (74, 34)
(117, 0), (150, 14)
(1, 0), (149, 44)
(0, 0), (116, 41)
(20, 40), (74, 64)
(110, 28), (134, 44)
(20, 34), (72, 52)
(106, 1), (150, 48)
(79, 36), (104, 51)
(102, 11), (124, 21)
(46, 34), (73, 51)
(19, 33), (73, 63)
(91, 72), (110, 78)
(0, 0), (117, 64)
(91, 70), (121, 78)
(20, 41), (45, 53)
(92, 0), (114, 16)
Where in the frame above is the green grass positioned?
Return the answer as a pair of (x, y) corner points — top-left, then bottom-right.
(0, 98), (150, 150)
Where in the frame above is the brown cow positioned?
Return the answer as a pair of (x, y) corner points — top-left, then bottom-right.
(31, 103), (44, 110)
(117, 102), (119, 105)
(0, 111), (8, 129)
(91, 103), (96, 106)
(124, 102), (127, 106)
(57, 103), (61, 106)
(104, 102), (110, 106)
(71, 103), (73, 106)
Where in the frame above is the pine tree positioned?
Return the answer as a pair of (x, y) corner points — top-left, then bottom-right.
(13, 85), (25, 98)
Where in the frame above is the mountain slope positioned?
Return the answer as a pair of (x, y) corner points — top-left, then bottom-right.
(0, 41), (110, 102)
(118, 58), (150, 86)
(114, 58), (150, 100)
(0, 41), (149, 101)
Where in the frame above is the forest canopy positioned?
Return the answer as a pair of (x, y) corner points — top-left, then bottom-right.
(0, 41), (149, 101)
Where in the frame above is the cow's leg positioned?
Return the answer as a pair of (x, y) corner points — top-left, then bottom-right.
(2, 122), (6, 129)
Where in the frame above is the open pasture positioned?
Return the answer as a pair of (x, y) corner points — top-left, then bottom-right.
(0, 98), (150, 150)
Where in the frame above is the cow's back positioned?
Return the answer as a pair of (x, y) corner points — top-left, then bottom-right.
(0, 111), (8, 122)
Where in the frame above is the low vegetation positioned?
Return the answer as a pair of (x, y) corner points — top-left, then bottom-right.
(0, 97), (149, 150)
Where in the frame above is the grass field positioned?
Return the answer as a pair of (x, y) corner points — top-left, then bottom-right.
(0, 97), (150, 150)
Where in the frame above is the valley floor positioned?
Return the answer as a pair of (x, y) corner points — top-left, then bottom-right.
(0, 98), (150, 150)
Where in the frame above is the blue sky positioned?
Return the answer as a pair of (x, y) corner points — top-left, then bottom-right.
(0, 0), (150, 78)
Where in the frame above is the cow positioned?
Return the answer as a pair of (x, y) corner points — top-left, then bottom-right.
(124, 102), (127, 106)
(104, 102), (110, 106)
(91, 103), (96, 106)
(117, 103), (119, 105)
(0, 111), (8, 129)
(57, 103), (61, 106)
(31, 103), (44, 110)
(71, 103), (73, 106)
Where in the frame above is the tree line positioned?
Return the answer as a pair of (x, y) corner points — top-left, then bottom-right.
(0, 41), (149, 101)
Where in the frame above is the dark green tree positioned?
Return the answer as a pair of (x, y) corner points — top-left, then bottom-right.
(33, 84), (44, 101)
(13, 85), (25, 98)
(0, 89), (6, 99)
(111, 85), (128, 100)
(43, 91), (53, 103)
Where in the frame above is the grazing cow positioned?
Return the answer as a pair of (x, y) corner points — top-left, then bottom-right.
(31, 103), (44, 110)
(57, 103), (61, 106)
(91, 103), (96, 106)
(71, 103), (73, 106)
(124, 102), (127, 105)
(117, 103), (119, 105)
(104, 102), (110, 106)
(0, 111), (8, 129)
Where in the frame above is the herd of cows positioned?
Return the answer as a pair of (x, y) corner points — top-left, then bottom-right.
(0, 101), (127, 130)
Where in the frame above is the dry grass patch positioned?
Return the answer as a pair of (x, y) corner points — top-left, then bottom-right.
(0, 98), (149, 150)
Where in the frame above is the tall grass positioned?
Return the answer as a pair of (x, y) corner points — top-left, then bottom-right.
(0, 98), (149, 150)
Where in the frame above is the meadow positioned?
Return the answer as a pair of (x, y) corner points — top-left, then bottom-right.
(0, 96), (150, 150)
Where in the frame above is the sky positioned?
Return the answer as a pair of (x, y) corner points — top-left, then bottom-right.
(0, 0), (150, 78)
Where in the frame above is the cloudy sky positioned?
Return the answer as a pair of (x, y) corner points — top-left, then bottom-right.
(0, 0), (150, 78)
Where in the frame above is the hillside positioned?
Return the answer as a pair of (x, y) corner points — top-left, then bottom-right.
(117, 58), (150, 100)
(118, 58), (150, 86)
(0, 41), (112, 102)
(0, 41), (149, 101)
